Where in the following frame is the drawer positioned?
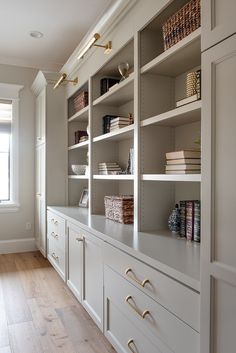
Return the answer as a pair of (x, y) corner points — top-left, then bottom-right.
(103, 242), (200, 332)
(105, 293), (163, 353)
(48, 237), (65, 279)
(47, 211), (65, 237)
(104, 265), (200, 353)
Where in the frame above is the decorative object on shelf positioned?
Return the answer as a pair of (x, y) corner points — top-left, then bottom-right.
(168, 204), (181, 233)
(100, 77), (120, 95)
(109, 114), (133, 132)
(79, 188), (89, 208)
(98, 162), (122, 175)
(72, 91), (88, 113)
(74, 130), (88, 144)
(104, 195), (134, 224)
(53, 73), (78, 89)
(126, 148), (134, 174)
(179, 200), (201, 241)
(165, 150), (201, 174)
(176, 69), (201, 107)
(71, 164), (87, 175)
(162, 0), (200, 51)
(118, 62), (130, 81)
(77, 33), (112, 61)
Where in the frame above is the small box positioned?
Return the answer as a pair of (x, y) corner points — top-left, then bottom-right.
(104, 195), (134, 224)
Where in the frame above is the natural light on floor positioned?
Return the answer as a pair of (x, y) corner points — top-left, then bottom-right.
(0, 101), (12, 201)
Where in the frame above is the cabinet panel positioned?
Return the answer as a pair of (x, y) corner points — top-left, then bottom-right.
(202, 0), (236, 51)
(83, 230), (103, 330)
(35, 89), (46, 145)
(67, 223), (83, 302)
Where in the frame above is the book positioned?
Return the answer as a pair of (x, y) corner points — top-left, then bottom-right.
(176, 94), (199, 108)
(166, 150), (201, 160)
(165, 164), (201, 171)
(166, 170), (200, 174)
(100, 77), (119, 95)
(186, 201), (194, 240)
(179, 201), (186, 237)
(166, 158), (201, 165)
(111, 117), (132, 123)
(193, 200), (201, 242)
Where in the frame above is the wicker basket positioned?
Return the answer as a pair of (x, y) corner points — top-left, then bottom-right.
(104, 195), (134, 224)
(162, 0), (201, 51)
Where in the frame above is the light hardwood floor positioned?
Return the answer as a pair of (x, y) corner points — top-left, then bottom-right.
(0, 251), (115, 353)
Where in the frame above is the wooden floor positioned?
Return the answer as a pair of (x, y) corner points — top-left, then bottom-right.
(0, 251), (115, 353)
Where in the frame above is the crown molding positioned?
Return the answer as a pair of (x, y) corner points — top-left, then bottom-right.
(61, 0), (138, 78)
(31, 71), (61, 96)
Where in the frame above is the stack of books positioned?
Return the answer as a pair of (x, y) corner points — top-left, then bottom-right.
(98, 162), (122, 175)
(79, 135), (88, 143)
(74, 130), (88, 144)
(73, 91), (88, 113)
(165, 150), (201, 174)
(179, 200), (200, 242)
(110, 116), (133, 132)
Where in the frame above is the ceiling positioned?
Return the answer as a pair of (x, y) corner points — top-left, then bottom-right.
(0, 0), (113, 71)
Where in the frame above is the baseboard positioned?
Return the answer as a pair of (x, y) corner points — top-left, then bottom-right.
(0, 237), (37, 254)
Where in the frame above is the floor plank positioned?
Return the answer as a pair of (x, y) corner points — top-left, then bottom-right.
(8, 321), (43, 353)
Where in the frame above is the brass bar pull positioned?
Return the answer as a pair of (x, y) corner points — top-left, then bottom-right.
(76, 236), (84, 242)
(127, 339), (136, 353)
(125, 295), (150, 319)
(125, 268), (150, 288)
(51, 253), (59, 261)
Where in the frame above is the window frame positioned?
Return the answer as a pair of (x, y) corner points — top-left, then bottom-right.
(0, 83), (23, 213)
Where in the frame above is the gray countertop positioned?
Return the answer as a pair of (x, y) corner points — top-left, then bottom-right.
(48, 206), (200, 292)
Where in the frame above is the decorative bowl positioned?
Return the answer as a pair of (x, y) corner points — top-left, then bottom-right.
(71, 164), (87, 175)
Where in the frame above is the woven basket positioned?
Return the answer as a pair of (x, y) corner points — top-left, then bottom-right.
(162, 0), (201, 51)
(73, 91), (88, 113)
(104, 195), (134, 224)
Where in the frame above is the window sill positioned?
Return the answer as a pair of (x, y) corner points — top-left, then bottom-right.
(0, 202), (20, 213)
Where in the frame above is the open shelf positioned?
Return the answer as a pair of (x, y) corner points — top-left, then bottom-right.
(141, 28), (201, 77)
(93, 124), (134, 143)
(93, 74), (134, 107)
(68, 140), (89, 150)
(68, 105), (89, 123)
(142, 174), (201, 182)
(141, 100), (201, 127)
(93, 174), (134, 180)
(68, 175), (88, 180)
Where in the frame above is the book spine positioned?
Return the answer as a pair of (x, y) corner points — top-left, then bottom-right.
(193, 200), (201, 242)
(179, 201), (186, 237)
(186, 201), (194, 241)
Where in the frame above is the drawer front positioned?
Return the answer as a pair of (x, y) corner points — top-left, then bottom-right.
(105, 265), (200, 353)
(105, 294), (163, 353)
(47, 211), (65, 251)
(103, 242), (199, 332)
(48, 237), (65, 278)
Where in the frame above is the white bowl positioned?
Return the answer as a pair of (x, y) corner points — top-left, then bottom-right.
(71, 164), (87, 175)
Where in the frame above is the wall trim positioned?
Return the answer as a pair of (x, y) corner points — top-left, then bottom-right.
(0, 237), (37, 254)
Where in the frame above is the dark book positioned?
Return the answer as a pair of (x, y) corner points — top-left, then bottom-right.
(186, 201), (194, 241)
(102, 115), (117, 134)
(193, 200), (201, 242)
(179, 201), (186, 237)
(100, 78), (120, 95)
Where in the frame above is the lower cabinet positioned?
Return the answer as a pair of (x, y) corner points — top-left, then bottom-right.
(67, 221), (103, 331)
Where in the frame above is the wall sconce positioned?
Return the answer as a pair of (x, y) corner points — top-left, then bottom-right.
(53, 73), (78, 89)
(77, 33), (112, 60)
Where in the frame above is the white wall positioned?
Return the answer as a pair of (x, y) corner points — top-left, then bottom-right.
(0, 64), (37, 249)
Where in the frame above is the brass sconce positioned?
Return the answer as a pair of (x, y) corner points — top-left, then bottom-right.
(53, 73), (78, 89)
(77, 33), (112, 60)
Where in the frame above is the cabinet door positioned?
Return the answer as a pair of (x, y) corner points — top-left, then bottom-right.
(201, 34), (236, 353)
(35, 89), (46, 145)
(202, 0), (236, 51)
(82, 231), (103, 330)
(67, 223), (83, 302)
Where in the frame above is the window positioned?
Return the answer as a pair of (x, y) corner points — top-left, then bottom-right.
(0, 83), (23, 212)
(0, 101), (12, 202)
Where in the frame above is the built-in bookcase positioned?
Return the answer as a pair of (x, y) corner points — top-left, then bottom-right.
(66, 0), (201, 262)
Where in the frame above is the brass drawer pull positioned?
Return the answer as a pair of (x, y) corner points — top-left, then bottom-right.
(127, 339), (136, 353)
(125, 295), (150, 319)
(125, 268), (150, 288)
(51, 252), (59, 261)
(51, 232), (59, 239)
(76, 236), (84, 242)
